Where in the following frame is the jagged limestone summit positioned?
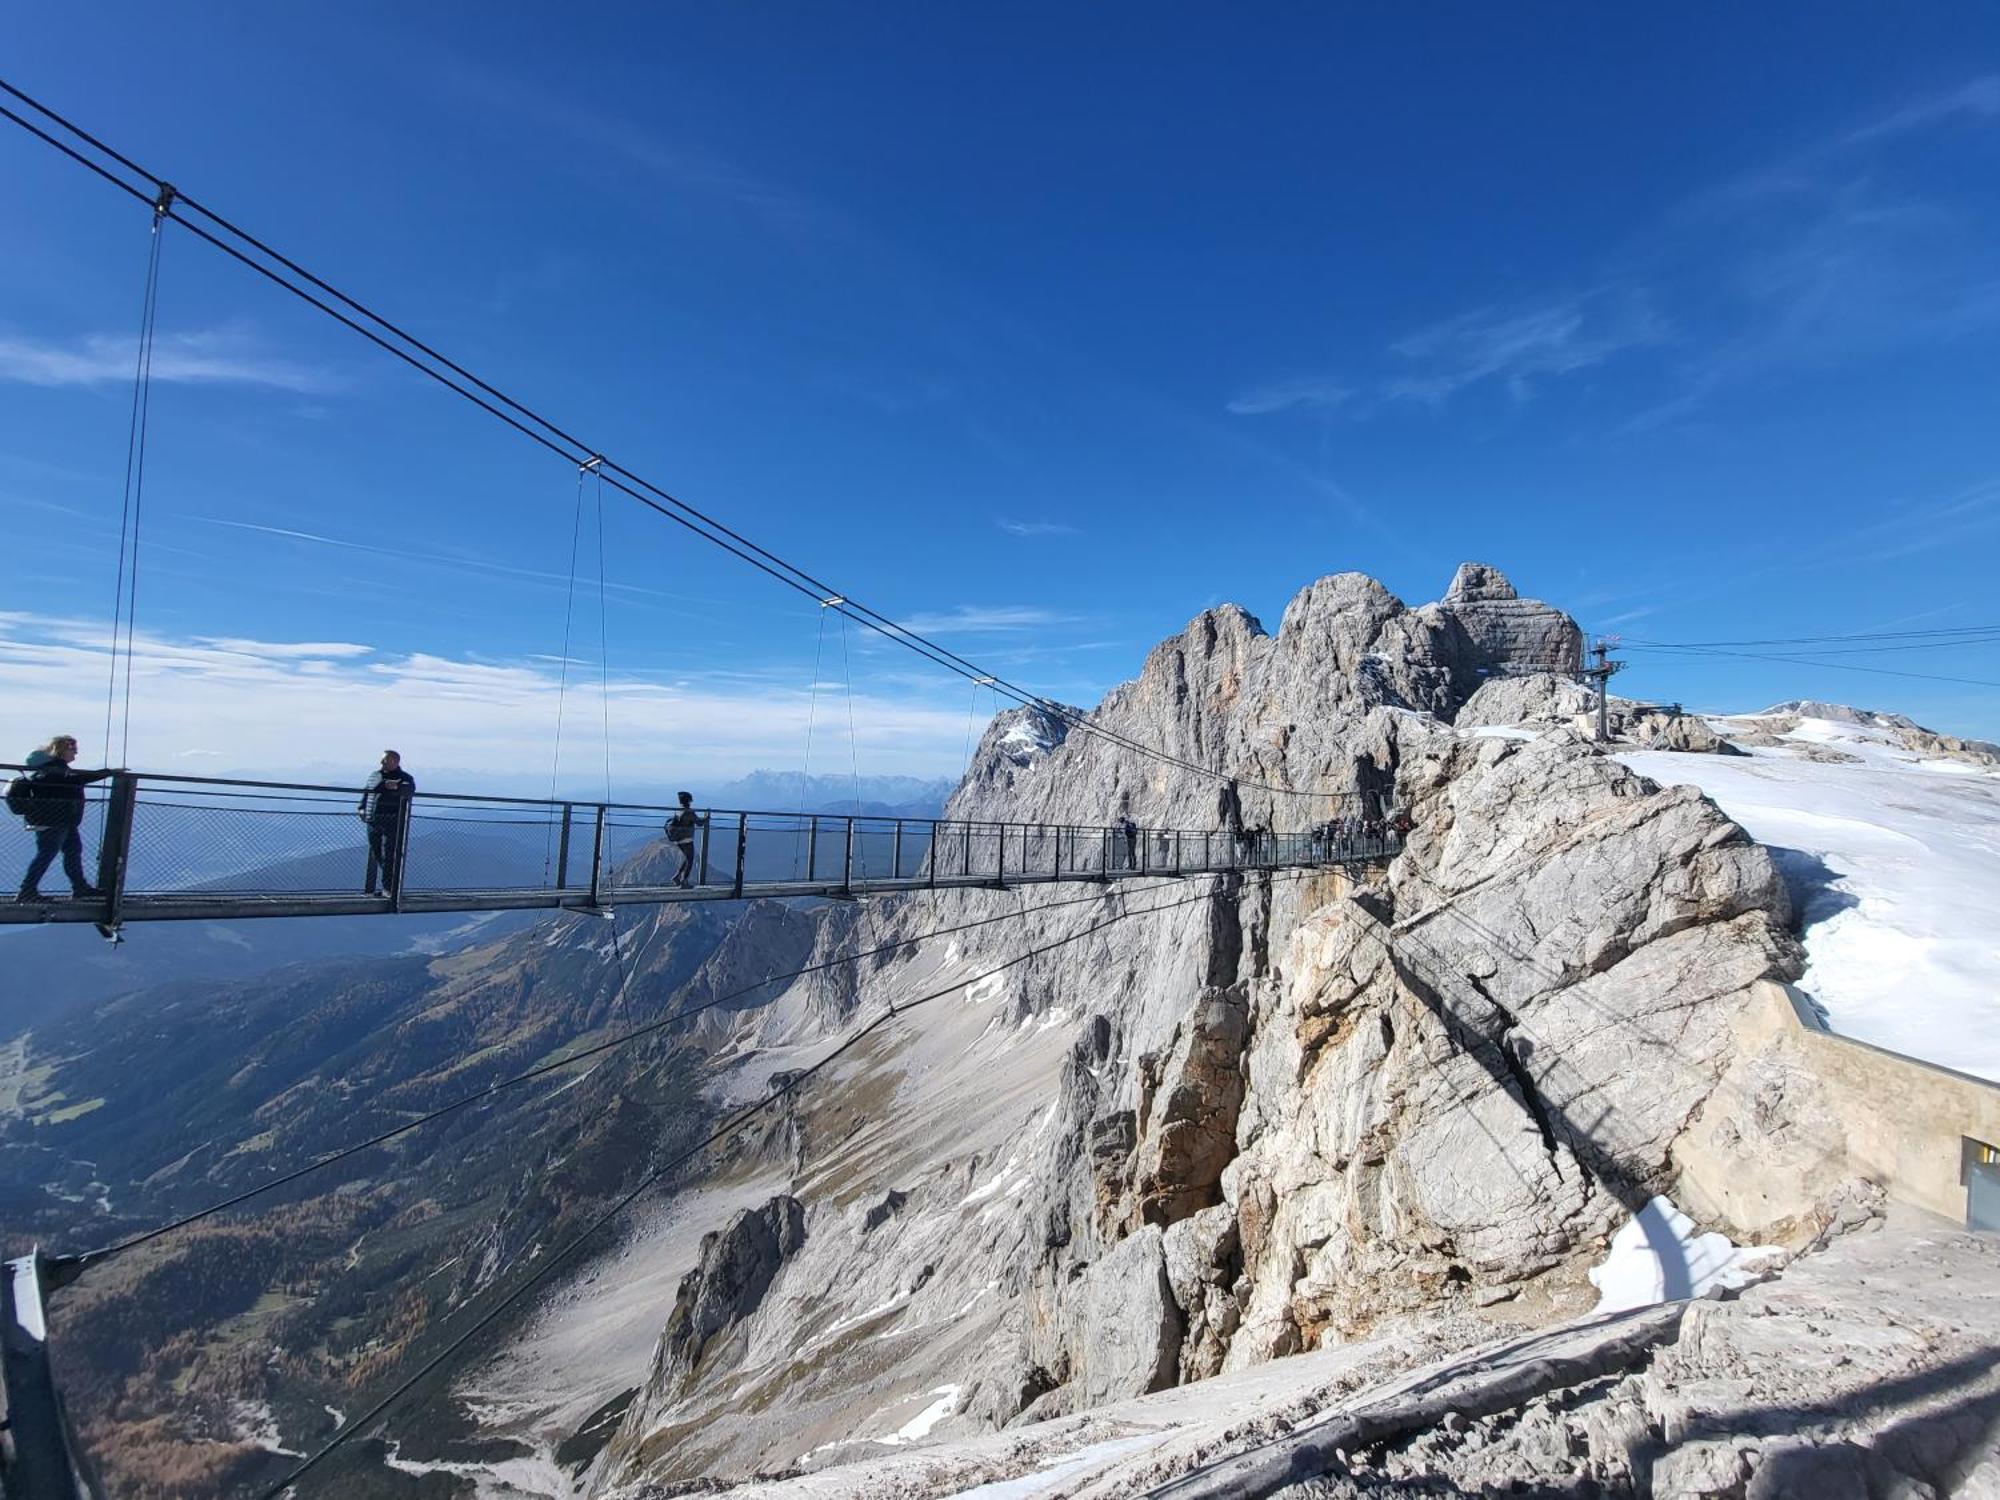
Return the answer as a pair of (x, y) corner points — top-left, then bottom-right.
(441, 565), (1990, 1499)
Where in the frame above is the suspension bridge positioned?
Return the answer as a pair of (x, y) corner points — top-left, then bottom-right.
(0, 73), (1402, 1500)
(1, 767), (1397, 931)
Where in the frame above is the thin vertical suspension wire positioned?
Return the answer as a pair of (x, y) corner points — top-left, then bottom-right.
(839, 609), (866, 882)
(541, 468), (588, 886)
(961, 679), (982, 769)
(591, 466), (629, 997)
(594, 468), (612, 808)
(103, 207), (166, 764)
(794, 605), (831, 878)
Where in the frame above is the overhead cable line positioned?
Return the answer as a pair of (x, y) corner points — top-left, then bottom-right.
(1618, 641), (2000, 691)
(0, 78), (1329, 800)
(63, 876), (1216, 1272)
(255, 874), (1263, 1498)
(1624, 625), (2000, 649)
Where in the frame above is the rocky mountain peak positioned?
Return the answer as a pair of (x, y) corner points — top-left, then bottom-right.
(1443, 560), (1519, 602)
(578, 559), (1943, 1498)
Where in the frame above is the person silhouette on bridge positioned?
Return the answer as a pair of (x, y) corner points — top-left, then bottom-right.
(358, 750), (416, 898)
(13, 735), (115, 903)
(666, 791), (705, 888)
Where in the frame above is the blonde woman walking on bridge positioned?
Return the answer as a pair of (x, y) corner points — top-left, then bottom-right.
(11, 735), (116, 902)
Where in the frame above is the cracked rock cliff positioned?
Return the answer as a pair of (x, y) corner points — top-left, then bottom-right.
(566, 565), (1982, 1498)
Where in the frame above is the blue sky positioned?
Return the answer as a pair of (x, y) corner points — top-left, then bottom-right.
(3, 4), (2000, 787)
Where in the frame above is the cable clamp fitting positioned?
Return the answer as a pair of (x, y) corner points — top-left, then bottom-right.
(820, 595), (845, 608)
(972, 676), (996, 687)
(579, 454), (604, 474)
(152, 181), (178, 218)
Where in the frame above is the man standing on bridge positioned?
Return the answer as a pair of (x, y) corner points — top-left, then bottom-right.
(666, 790), (704, 888)
(358, 749), (416, 898)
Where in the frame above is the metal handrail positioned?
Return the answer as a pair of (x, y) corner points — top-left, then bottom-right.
(1, 767), (1400, 932)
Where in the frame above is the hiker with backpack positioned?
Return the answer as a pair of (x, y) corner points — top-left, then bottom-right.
(11, 735), (117, 902)
(665, 791), (705, 888)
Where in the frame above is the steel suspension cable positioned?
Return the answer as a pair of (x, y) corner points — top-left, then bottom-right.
(253, 874), (1256, 1499)
(0, 78), (1334, 801)
(541, 467), (590, 884)
(839, 609), (867, 879)
(593, 466), (614, 808)
(101, 192), (168, 765)
(1619, 641), (2000, 691)
(794, 603), (833, 875)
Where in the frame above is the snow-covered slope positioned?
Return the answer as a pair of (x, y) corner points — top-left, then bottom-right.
(1616, 713), (2000, 1082)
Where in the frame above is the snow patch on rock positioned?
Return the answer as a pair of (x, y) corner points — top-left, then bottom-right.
(1588, 1195), (1784, 1313)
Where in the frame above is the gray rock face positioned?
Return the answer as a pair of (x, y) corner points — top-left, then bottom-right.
(1443, 561), (1518, 603)
(1762, 699), (1918, 729)
(1608, 705), (1743, 754)
(1130, 985), (1250, 1230)
(637, 1196), (805, 1401)
(617, 1229), (2000, 1500)
(1437, 568), (1583, 685)
(1069, 1224), (1183, 1406)
(581, 564), (1883, 1494)
(1455, 672), (1592, 729)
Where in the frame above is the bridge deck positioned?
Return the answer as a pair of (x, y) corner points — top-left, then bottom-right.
(2, 768), (1395, 929)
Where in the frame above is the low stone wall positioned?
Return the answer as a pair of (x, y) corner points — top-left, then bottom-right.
(1680, 979), (2000, 1234)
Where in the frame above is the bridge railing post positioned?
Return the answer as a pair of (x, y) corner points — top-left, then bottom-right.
(842, 817), (855, 894)
(805, 815), (819, 884)
(393, 793), (413, 913)
(557, 802), (574, 889)
(995, 821), (1006, 887)
(95, 772), (137, 930)
(929, 820), (939, 889)
(960, 821), (971, 880)
(731, 813), (747, 898)
(588, 804), (608, 908)
(892, 819), (903, 881)
(697, 810), (712, 888)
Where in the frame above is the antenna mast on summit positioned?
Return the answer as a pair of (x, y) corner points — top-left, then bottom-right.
(1582, 638), (1625, 743)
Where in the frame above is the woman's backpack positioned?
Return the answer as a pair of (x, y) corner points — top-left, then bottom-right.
(5, 775), (38, 819)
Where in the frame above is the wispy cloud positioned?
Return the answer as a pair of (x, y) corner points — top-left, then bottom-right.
(0, 614), (972, 783)
(197, 637), (375, 661)
(0, 327), (338, 393)
(1225, 378), (1353, 416)
(436, 59), (825, 235)
(1595, 607), (1659, 628)
(1223, 290), (1663, 420)
(1844, 73), (2000, 146)
(1384, 289), (1667, 406)
(897, 605), (1077, 635)
(996, 518), (1079, 538)
(1235, 75), (2000, 434)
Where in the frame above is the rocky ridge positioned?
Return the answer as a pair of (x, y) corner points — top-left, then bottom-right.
(572, 565), (1977, 1497)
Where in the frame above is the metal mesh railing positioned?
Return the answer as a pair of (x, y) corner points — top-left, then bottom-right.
(1, 767), (1401, 923)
